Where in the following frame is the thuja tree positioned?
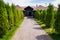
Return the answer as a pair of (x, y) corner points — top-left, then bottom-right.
(45, 4), (54, 28)
(17, 9), (20, 21)
(39, 10), (43, 21)
(5, 4), (14, 29)
(55, 4), (60, 34)
(40, 10), (46, 22)
(8, 7), (14, 28)
(0, 0), (9, 37)
(11, 4), (18, 25)
(17, 10), (24, 20)
(0, 0), (24, 38)
(35, 9), (40, 20)
(20, 10), (24, 19)
(42, 10), (47, 23)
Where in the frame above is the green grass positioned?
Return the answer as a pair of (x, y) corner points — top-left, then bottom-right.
(0, 19), (24, 40)
(35, 19), (60, 40)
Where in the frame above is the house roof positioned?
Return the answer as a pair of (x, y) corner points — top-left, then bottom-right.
(16, 5), (58, 10)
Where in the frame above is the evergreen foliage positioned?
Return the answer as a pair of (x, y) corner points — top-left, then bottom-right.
(45, 4), (54, 28)
(55, 4), (60, 34)
(42, 10), (47, 23)
(35, 9), (40, 20)
(0, 0), (9, 37)
(0, 0), (24, 38)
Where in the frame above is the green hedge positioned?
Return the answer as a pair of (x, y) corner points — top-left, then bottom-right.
(34, 4), (60, 34)
(0, 0), (24, 38)
(45, 4), (54, 28)
(55, 4), (60, 34)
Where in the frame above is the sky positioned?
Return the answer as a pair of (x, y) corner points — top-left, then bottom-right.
(3, 0), (60, 7)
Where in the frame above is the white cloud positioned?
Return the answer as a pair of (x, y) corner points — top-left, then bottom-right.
(51, 0), (60, 7)
(3, 0), (60, 7)
(3, 0), (33, 6)
(3, 0), (51, 6)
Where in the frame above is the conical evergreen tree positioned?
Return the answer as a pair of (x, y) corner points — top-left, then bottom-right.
(6, 4), (14, 29)
(0, 0), (9, 37)
(0, 0), (24, 38)
(42, 10), (47, 23)
(11, 4), (18, 25)
(55, 4), (60, 34)
(35, 9), (40, 20)
(46, 4), (54, 28)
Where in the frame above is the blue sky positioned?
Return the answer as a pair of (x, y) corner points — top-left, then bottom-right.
(3, 0), (60, 7)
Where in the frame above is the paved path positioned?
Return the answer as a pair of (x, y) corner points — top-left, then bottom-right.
(12, 17), (52, 40)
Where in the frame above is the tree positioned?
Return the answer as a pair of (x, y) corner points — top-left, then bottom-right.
(0, 0), (9, 37)
(55, 4), (60, 34)
(6, 4), (14, 29)
(45, 4), (54, 28)
(0, 0), (24, 38)
(42, 10), (47, 23)
(35, 9), (40, 20)
(11, 4), (18, 25)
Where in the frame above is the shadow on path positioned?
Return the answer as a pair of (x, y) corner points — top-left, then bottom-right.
(33, 27), (43, 30)
(36, 35), (52, 40)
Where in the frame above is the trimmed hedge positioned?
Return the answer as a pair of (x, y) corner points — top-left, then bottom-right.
(0, 0), (24, 38)
(34, 4), (60, 34)
(45, 4), (54, 28)
(55, 4), (60, 34)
